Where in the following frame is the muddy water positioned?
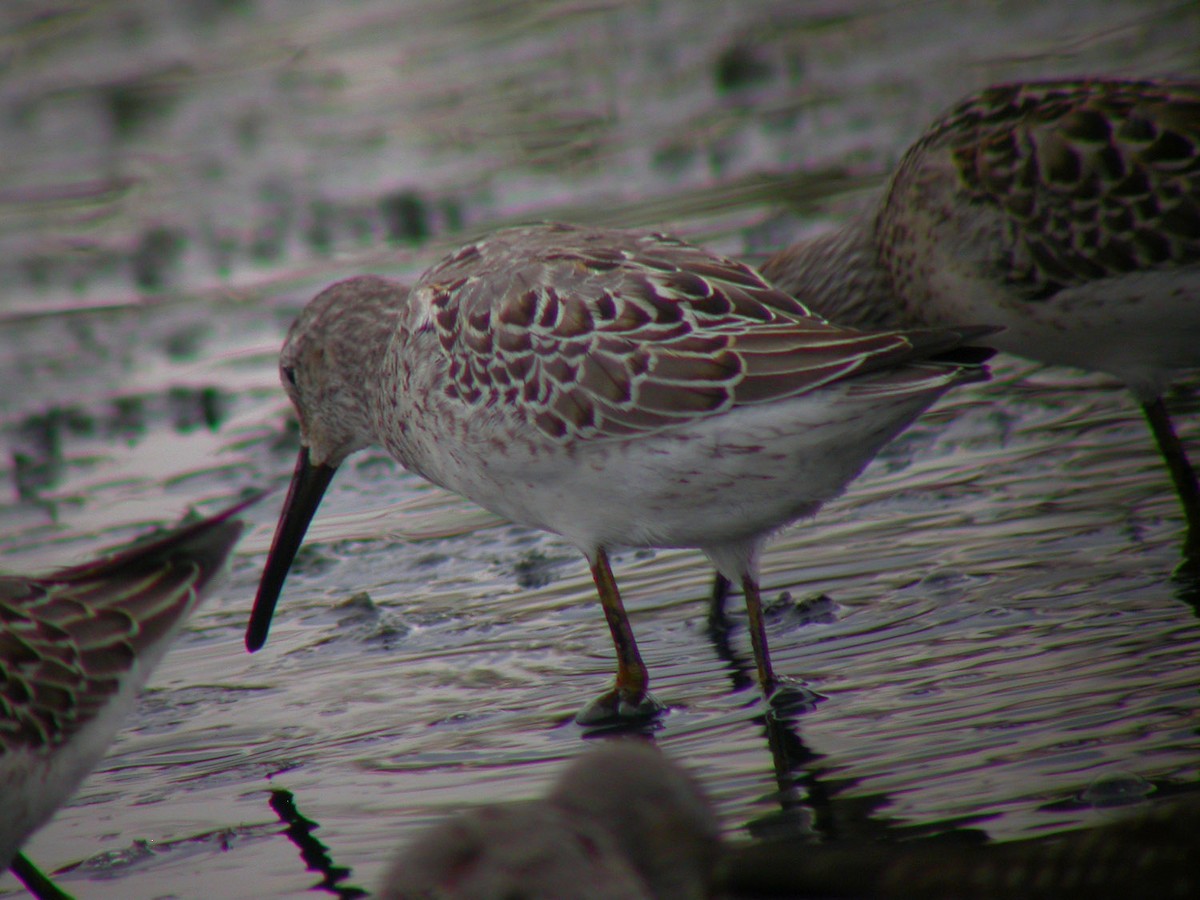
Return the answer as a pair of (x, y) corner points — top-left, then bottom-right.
(2, 1), (1199, 897)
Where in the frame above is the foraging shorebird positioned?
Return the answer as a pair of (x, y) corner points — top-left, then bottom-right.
(246, 222), (989, 722)
(762, 78), (1200, 556)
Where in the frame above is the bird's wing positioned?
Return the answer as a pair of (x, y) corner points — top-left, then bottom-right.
(0, 500), (246, 750)
(913, 79), (1200, 299)
(413, 224), (975, 443)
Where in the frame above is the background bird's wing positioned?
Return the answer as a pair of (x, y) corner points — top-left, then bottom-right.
(916, 79), (1200, 299)
(0, 499), (247, 751)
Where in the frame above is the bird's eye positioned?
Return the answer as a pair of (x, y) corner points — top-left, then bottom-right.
(282, 366), (297, 386)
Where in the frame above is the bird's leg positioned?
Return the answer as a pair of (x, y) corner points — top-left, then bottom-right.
(741, 574), (778, 695)
(1142, 398), (1200, 559)
(593, 547), (648, 701)
(707, 573), (733, 634)
(575, 547), (662, 725)
(10, 853), (72, 900)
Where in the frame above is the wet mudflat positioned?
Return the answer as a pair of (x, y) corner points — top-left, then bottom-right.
(2, 1), (1199, 897)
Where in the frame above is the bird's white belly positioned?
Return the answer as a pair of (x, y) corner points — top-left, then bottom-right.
(400, 379), (946, 554)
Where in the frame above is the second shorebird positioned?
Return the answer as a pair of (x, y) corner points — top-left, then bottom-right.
(763, 78), (1200, 556)
(246, 223), (988, 723)
(1, 495), (255, 889)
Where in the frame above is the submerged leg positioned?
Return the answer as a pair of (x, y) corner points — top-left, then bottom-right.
(1142, 398), (1200, 557)
(741, 574), (778, 695)
(576, 547), (663, 725)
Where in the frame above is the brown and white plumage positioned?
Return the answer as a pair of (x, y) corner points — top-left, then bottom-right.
(411, 225), (961, 443)
(1, 495), (255, 876)
(762, 78), (1200, 551)
(248, 223), (989, 721)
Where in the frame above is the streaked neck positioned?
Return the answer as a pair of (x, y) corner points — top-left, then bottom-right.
(760, 215), (903, 330)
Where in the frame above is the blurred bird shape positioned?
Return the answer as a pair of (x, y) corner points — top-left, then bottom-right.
(1, 493), (260, 891)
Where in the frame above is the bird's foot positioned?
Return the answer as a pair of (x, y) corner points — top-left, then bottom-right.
(763, 678), (826, 717)
(575, 688), (665, 728)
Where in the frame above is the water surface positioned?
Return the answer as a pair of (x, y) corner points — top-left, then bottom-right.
(2, 1), (1199, 897)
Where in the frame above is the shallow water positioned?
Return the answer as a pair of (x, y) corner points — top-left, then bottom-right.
(2, 1), (1200, 897)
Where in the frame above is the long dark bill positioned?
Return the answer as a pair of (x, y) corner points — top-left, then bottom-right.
(246, 446), (337, 652)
